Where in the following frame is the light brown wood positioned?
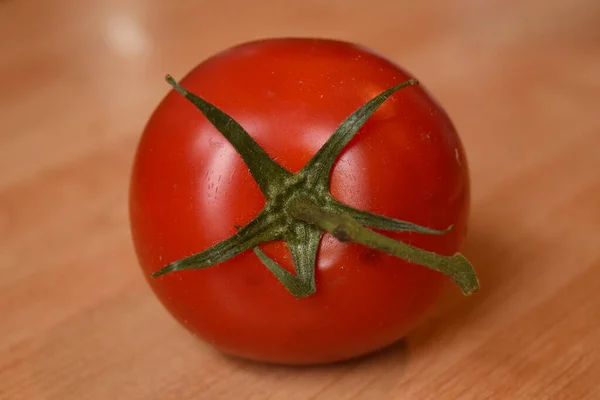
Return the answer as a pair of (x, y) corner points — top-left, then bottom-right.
(2, 0), (600, 398)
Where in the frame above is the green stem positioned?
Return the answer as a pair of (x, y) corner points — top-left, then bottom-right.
(151, 211), (281, 277)
(290, 197), (479, 295)
(301, 79), (418, 189)
(152, 74), (478, 298)
(165, 75), (291, 199)
(327, 197), (452, 234)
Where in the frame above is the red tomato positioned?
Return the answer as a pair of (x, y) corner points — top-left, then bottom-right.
(129, 38), (471, 365)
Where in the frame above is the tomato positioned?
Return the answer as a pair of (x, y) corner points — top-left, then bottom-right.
(129, 38), (475, 365)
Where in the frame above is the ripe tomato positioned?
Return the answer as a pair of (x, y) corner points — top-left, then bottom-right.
(129, 38), (472, 365)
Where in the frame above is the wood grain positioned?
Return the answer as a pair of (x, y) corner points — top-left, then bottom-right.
(1, 0), (600, 398)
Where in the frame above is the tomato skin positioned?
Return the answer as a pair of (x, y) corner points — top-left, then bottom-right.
(129, 38), (470, 364)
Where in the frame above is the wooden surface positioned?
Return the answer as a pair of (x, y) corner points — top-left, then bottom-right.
(2, 0), (600, 398)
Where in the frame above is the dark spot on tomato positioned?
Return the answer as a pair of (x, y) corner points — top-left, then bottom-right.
(359, 248), (382, 265)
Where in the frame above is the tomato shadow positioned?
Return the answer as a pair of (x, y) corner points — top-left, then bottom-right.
(221, 338), (410, 375)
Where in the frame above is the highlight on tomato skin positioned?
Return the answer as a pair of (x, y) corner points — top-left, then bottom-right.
(129, 37), (477, 365)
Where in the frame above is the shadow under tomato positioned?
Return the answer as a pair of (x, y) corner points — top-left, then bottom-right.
(224, 337), (407, 368)
(210, 341), (410, 399)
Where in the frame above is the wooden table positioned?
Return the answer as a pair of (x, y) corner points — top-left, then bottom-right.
(2, 0), (599, 398)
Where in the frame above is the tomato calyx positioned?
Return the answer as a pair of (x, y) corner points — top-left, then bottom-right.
(151, 75), (480, 298)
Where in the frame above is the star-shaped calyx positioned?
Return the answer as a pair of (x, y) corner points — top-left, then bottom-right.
(151, 75), (479, 298)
